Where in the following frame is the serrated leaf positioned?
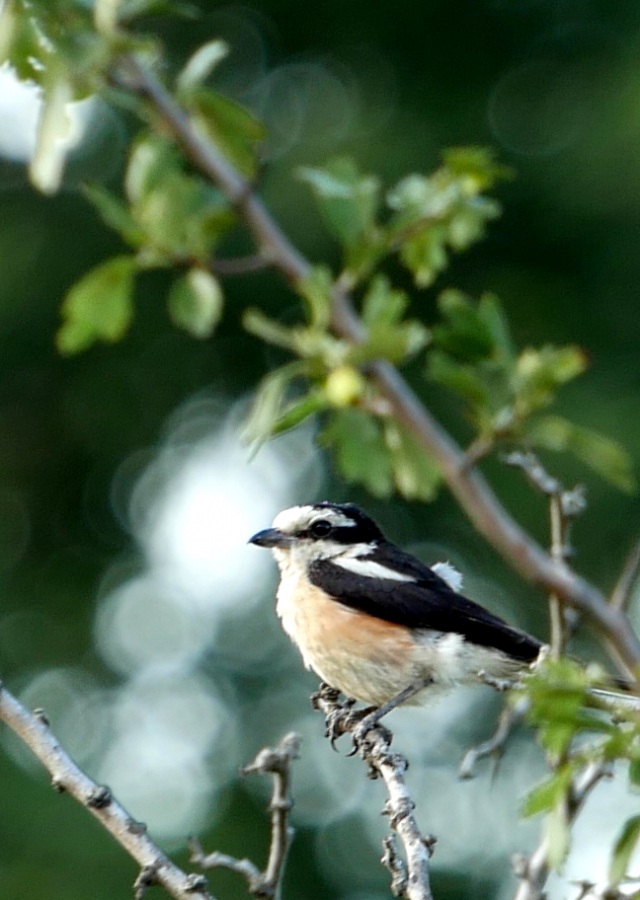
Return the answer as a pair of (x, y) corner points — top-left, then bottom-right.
(57, 255), (136, 355)
(526, 415), (636, 493)
(384, 420), (442, 501)
(167, 268), (222, 338)
(610, 815), (640, 888)
(320, 409), (393, 497)
(298, 157), (380, 248)
(82, 184), (144, 246)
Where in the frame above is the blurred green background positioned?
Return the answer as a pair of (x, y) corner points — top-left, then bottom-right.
(1, 1), (640, 898)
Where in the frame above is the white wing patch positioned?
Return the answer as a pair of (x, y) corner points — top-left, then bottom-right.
(332, 556), (417, 582)
(432, 561), (463, 592)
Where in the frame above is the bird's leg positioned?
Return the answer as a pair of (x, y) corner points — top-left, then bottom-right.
(349, 678), (433, 754)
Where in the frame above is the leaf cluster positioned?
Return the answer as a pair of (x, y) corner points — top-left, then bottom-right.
(519, 658), (640, 884)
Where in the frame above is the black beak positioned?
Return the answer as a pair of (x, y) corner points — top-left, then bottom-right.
(248, 527), (292, 548)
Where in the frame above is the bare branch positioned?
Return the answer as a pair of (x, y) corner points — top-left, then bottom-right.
(458, 701), (524, 780)
(312, 685), (434, 900)
(111, 53), (640, 674)
(191, 733), (300, 900)
(0, 681), (213, 900)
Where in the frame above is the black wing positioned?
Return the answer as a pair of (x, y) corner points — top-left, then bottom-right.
(309, 542), (541, 663)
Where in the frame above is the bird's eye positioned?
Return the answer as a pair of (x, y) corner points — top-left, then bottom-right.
(310, 519), (332, 538)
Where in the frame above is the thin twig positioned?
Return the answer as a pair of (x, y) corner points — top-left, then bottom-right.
(0, 681), (213, 900)
(191, 733), (300, 899)
(610, 538), (640, 612)
(111, 53), (640, 674)
(312, 685), (434, 900)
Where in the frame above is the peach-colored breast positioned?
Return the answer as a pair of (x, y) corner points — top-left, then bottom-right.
(276, 573), (420, 706)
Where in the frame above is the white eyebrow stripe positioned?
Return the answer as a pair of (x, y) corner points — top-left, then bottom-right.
(332, 556), (417, 582)
(432, 561), (463, 592)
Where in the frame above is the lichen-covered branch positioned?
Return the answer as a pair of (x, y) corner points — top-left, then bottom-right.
(0, 681), (213, 900)
(312, 685), (434, 900)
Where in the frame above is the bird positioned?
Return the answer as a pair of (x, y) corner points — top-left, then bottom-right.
(248, 501), (543, 731)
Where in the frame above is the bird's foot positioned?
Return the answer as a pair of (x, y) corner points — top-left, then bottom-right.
(347, 707), (393, 756)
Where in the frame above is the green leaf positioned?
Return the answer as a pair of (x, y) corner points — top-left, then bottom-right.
(321, 409), (393, 497)
(186, 88), (265, 176)
(522, 766), (573, 818)
(82, 184), (144, 247)
(57, 255), (136, 355)
(243, 362), (307, 448)
(361, 276), (408, 328)
(126, 135), (178, 205)
(545, 802), (571, 871)
(243, 309), (297, 351)
(442, 146), (513, 191)
(398, 226), (448, 288)
(477, 293), (514, 361)
(298, 157), (380, 248)
(427, 350), (489, 408)
(271, 391), (327, 436)
(176, 39), (229, 91)
(432, 289), (496, 361)
(514, 345), (588, 415)
(29, 69), (74, 195)
(383, 420), (442, 501)
(297, 266), (334, 331)
(526, 415), (636, 493)
(629, 758), (640, 787)
(167, 268), (223, 338)
(609, 815), (640, 888)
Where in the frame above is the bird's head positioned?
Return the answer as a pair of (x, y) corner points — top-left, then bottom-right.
(248, 502), (384, 567)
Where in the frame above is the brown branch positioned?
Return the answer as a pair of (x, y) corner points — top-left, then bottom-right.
(0, 681), (213, 900)
(112, 53), (640, 675)
(312, 685), (434, 900)
(190, 733), (300, 899)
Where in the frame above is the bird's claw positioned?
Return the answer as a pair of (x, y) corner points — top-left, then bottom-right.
(346, 709), (393, 756)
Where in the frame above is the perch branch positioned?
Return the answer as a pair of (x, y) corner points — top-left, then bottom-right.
(112, 53), (640, 674)
(312, 684), (434, 900)
(0, 681), (212, 900)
